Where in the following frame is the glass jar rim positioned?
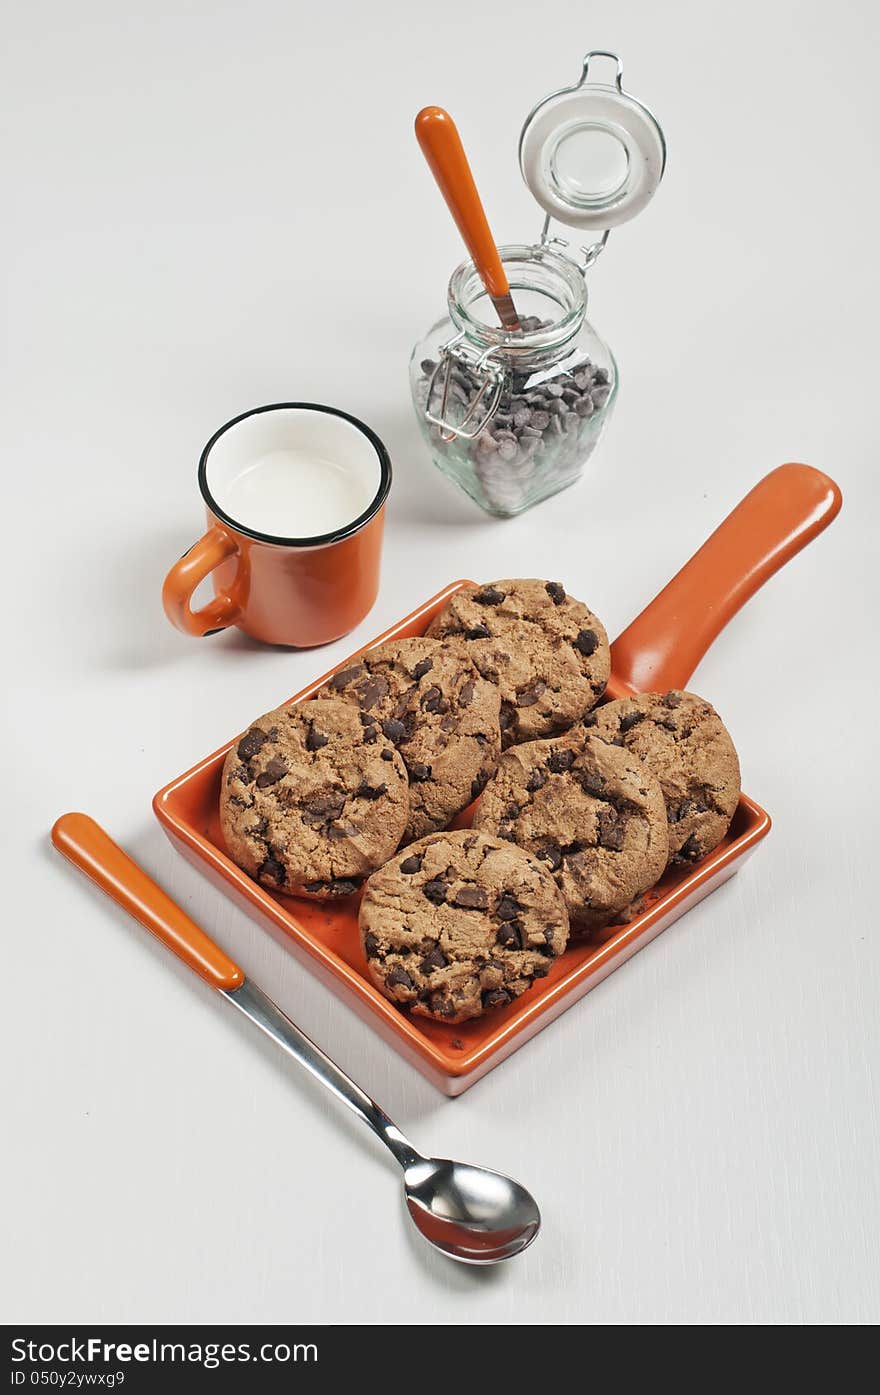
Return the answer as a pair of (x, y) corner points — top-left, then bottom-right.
(447, 243), (587, 352)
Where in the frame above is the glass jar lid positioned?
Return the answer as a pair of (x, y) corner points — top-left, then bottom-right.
(518, 51), (666, 232)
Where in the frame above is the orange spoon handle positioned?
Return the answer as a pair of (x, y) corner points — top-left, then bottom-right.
(611, 463), (843, 693)
(51, 812), (244, 992)
(415, 106), (511, 300)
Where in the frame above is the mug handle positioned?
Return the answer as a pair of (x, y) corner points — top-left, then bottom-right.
(162, 525), (242, 636)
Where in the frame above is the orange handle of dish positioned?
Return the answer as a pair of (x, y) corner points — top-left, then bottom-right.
(51, 813), (244, 992)
(415, 106), (511, 300)
(611, 463), (843, 693)
(162, 525), (241, 637)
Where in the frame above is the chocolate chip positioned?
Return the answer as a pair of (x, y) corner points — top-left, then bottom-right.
(302, 792), (346, 825)
(543, 925), (558, 947)
(410, 763), (432, 782)
(420, 685), (445, 713)
(407, 657), (432, 683)
(496, 895), (520, 921)
(538, 845), (563, 871)
(532, 963), (550, 978)
(361, 722), (379, 744)
(547, 747), (575, 774)
(460, 678), (475, 705)
(249, 817), (269, 837)
(381, 718), (407, 743)
(387, 966), (414, 991)
(499, 702), (516, 731)
(420, 948), (448, 973)
(453, 886), (488, 909)
(482, 988), (511, 1009)
(574, 628), (599, 656)
(400, 853), (423, 874)
(229, 794), (252, 808)
(255, 756), (288, 787)
(358, 676), (390, 710)
(237, 729), (267, 760)
(664, 691), (683, 708)
(306, 725), (328, 752)
(619, 711), (646, 733)
(227, 764), (251, 784)
(364, 932), (380, 955)
(328, 823), (357, 840)
(450, 1037), (464, 1050)
(465, 624), (491, 639)
(545, 581), (566, 605)
(516, 680), (547, 707)
(660, 718), (678, 733)
(677, 834), (702, 862)
(330, 665), (364, 690)
(470, 772), (488, 801)
(597, 806), (627, 851)
(423, 879), (448, 904)
(475, 586), (505, 606)
(579, 769), (606, 797)
(496, 921), (523, 949)
(502, 802), (521, 821)
(258, 856), (285, 884)
(526, 768), (546, 792)
(583, 713), (598, 728)
(329, 878), (360, 895)
(357, 781), (387, 800)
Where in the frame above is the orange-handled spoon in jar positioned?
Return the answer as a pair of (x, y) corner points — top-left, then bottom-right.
(415, 106), (521, 331)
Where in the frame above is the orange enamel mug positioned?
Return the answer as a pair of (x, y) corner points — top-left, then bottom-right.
(162, 403), (392, 647)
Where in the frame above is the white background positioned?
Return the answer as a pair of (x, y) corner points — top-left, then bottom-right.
(3, 0), (878, 1326)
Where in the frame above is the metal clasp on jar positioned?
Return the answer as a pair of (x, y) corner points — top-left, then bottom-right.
(538, 221), (610, 274)
(423, 334), (507, 443)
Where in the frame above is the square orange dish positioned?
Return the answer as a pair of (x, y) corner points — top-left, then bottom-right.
(153, 467), (841, 1094)
(153, 580), (770, 1096)
(156, 465), (847, 1088)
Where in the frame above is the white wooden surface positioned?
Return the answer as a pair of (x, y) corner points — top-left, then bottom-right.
(3, 0), (878, 1325)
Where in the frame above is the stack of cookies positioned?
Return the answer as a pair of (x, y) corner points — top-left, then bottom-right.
(220, 579), (741, 1025)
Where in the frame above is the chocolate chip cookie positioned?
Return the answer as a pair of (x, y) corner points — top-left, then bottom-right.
(425, 579), (610, 746)
(359, 829), (569, 1023)
(220, 699), (410, 898)
(315, 638), (501, 842)
(473, 733), (668, 934)
(585, 690), (741, 863)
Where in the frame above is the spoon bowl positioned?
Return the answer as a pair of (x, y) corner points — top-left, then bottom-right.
(404, 1157), (541, 1264)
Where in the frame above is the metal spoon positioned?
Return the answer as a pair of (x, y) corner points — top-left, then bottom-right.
(51, 813), (541, 1266)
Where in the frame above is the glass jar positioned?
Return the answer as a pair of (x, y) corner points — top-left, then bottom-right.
(410, 243), (615, 517)
(409, 50), (665, 518)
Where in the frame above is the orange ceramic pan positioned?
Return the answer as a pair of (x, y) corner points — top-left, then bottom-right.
(153, 464), (841, 1095)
